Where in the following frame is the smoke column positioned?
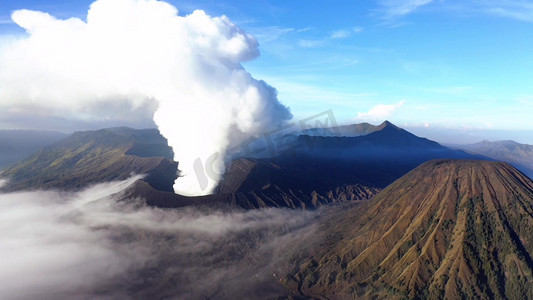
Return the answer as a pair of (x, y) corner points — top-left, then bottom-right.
(0, 0), (292, 195)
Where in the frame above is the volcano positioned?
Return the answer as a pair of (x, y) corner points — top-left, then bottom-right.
(283, 159), (533, 299)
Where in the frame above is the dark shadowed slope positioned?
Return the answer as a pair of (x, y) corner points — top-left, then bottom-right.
(282, 159), (533, 299)
(231, 121), (480, 192)
(128, 158), (380, 211)
(1, 127), (177, 192)
(224, 121), (480, 192)
(455, 140), (533, 178)
(0, 130), (66, 169)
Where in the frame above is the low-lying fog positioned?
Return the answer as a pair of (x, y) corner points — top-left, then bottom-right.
(0, 176), (318, 299)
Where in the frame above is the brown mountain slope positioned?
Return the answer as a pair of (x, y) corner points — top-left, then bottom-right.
(282, 159), (533, 299)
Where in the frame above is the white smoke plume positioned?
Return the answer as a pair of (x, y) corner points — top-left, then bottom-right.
(0, 0), (292, 195)
(0, 177), (317, 299)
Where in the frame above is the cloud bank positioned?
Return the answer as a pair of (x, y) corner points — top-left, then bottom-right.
(0, 177), (317, 299)
(356, 100), (405, 122)
(0, 0), (292, 195)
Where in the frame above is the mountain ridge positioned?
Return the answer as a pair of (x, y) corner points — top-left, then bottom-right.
(0, 122), (486, 211)
(0, 127), (177, 192)
(127, 121), (483, 210)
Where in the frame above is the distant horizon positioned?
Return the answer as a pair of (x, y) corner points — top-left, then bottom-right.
(2, 118), (533, 146)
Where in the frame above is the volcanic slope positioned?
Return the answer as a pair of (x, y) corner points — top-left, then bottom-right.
(282, 159), (533, 299)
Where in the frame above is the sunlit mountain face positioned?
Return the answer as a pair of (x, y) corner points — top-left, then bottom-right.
(283, 159), (533, 299)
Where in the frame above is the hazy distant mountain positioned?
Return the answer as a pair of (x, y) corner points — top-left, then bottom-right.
(0, 130), (66, 169)
(1, 127), (177, 192)
(282, 159), (533, 299)
(455, 140), (533, 178)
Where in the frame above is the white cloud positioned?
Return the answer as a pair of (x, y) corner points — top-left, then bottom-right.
(299, 29), (354, 48)
(296, 27), (313, 33)
(0, 0), (292, 196)
(353, 26), (364, 33)
(330, 29), (350, 39)
(484, 1), (533, 22)
(298, 39), (325, 48)
(356, 100), (406, 121)
(379, 0), (435, 17)
(247, 26), (312, 44)
(378, 0), (533, 22)
(247, 26), (294, 42)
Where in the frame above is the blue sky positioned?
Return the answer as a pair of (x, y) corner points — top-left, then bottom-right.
(1, 0), (533, 143)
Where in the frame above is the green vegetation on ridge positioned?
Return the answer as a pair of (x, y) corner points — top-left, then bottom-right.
(1, 127), (177, 192)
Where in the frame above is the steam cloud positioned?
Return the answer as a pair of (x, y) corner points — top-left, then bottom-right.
(0, 177), (317, 299)
(0, 0), (292, 195)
